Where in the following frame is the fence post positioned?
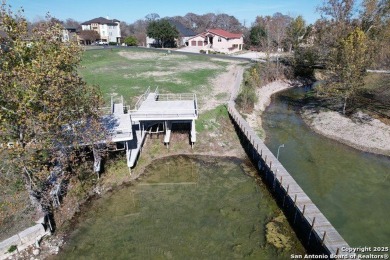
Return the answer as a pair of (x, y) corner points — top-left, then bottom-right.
(308, 217), (316, 244)
(282, 184), (290, 207)
(321, 231), (327, 245)
(293, 194), (298, 224)
(273, 169), (277, 191)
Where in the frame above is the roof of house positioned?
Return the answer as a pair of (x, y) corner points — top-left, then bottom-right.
(188, 32), (206, 40)
(206, 29), (242, 39)
(168, 20), (196, 37)
(81, 17), (120, 26)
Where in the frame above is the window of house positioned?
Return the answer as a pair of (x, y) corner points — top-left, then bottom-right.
(191, 41), (196, 46)
(218, 37), (222, 42)
(197, 41), (203, 46)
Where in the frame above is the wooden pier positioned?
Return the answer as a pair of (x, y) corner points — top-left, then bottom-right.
(227, 101), (356, 259)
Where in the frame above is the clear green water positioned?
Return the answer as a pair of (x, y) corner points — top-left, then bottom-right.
(263, 87), (390, 247)
(57, 156), (305, 259)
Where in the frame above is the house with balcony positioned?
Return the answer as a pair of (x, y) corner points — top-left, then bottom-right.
(188, 28), (243, 54)
(81, 17), (121, 44)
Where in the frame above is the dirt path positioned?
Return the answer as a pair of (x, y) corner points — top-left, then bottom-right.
(200, 62), (246, 111)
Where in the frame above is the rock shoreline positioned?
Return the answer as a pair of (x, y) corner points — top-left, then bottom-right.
(301, 109), (390, 157)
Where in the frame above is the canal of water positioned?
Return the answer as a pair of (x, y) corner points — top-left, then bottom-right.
(57, 155), (305, 259)
(263, 87), (390, 247)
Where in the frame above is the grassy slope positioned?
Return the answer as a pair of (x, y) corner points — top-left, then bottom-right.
(79, 48), (228, 107)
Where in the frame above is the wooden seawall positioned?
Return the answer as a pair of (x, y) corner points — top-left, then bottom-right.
(227, 101), (354, 258)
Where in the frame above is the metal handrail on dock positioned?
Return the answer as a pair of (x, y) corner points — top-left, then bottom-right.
(156, 93), (196, 101)
(134, 86), (151, 110)
(129, 108), (198, 119)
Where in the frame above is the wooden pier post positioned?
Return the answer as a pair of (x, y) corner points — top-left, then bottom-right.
(308, 217), (316, 244)
(321, 231), (327, 245)
(282, 184), (290, 207)
(293, 194), (298, 224)
(273, 169), (277, 191)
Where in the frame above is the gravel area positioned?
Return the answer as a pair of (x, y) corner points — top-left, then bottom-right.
(302, 109), (390, 156)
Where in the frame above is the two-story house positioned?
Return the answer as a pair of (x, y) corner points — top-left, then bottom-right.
(81, 17), (121, 44)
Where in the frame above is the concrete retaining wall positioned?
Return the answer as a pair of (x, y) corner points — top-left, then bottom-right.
(0, 224), (48, 260)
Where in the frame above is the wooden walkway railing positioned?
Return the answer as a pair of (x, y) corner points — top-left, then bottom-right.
(227, 101), (355, 258)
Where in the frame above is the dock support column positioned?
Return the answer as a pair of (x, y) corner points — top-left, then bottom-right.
(92, 146), (102, 178)
(164, 121), (172, 148)
(190, 119), (196, 148)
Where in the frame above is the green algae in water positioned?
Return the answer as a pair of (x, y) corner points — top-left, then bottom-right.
(58, 156), (305, 259)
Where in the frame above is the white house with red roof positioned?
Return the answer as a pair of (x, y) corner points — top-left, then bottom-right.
(188, 28), (243, 53)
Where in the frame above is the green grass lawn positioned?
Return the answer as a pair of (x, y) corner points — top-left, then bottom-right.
(79, 48), (231, 107)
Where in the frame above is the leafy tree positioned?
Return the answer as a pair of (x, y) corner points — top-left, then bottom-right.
(147, 19), (179, 48)
(322, 28), (372, 114)
(249, 24), (266, 47)
(286, 16), (307, 52)
(292, 47), (318, 78)
(78, 29), (100, 44)
(124, 35), (138, 46)
(0, 4), (105, 216)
